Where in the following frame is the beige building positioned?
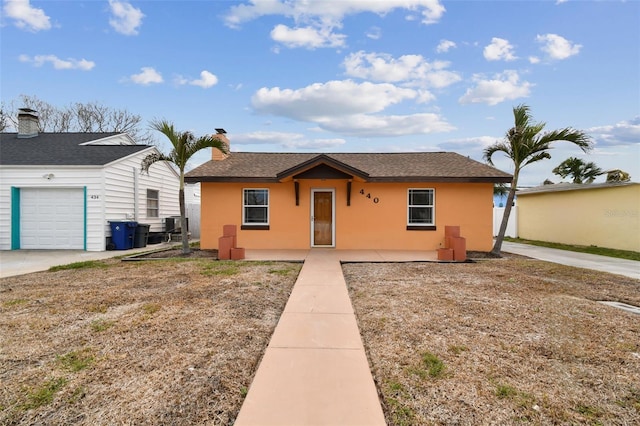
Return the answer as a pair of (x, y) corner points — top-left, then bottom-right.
(517, 182), (640, 252)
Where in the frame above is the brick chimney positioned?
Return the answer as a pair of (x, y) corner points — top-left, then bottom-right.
(212, 128), (230, 161)
(17, 108), (39, 138)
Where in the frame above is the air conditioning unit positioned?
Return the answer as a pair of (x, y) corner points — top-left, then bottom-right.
(165, 216), (188, 233)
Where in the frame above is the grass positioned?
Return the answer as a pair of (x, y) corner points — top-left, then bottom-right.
(408, 351), (446, 379)
(504, 237), (640, 261)
(49, 260), (110, 272)
(90, 318), (114, 332)
(496, 384), (518, 399)
(3, 298), (28, 307)
(20, 377), (67, 410)
(57, 349), (94, 372)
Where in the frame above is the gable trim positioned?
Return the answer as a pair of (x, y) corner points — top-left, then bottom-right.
(276, 154), (369, 182)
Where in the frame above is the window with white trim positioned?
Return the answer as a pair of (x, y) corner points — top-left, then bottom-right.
(147, 189), (159, 218)
(408, 189), (434, 226)
(243, 189), (269, 226)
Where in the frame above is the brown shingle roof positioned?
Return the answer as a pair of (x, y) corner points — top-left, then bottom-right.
(185, 152), (512, 183)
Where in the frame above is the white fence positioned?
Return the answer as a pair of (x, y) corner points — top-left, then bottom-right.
(186, 203), (201, 238)
(493, 206), (518, 238)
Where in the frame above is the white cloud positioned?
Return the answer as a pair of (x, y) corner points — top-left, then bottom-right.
(225, 0), (446, 27)
(437, 136), (497, 151)
(3, 0), (51, 31)
(459, 70), (532, 106)
(108, 0), (144, 36)
(251, 79), (454, 137)
(588, 117), (640, 147)
(231, 131), (346, 149)
(129, 67), (163, 85)
(528, 56), (540, 64)
(189, 70), (219, 88)
(366, 26), (382, 40)
(225, 1), (445, 49)
(252, 80), (417, 120)
(343, 51), (461, 88)
(483, 37), (517, 61)
(270, 24), (346, 49)
(19, 54), (95, 70)
(316, 112), (454, 137)
(436, 39), (456, 53)
(536, 33), (581, 60)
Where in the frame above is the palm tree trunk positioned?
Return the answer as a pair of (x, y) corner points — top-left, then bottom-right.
(178, 171), (190, 254)
(491, 170), (519, 256)
(179, 188), (190, 254)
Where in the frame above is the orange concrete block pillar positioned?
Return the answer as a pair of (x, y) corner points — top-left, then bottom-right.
(445, 225), (460, 238)
(450, 237), (467, 262)
(222, 224), (237, 248)
(231, 247), (245, 260)
(437, 248), (454, 261)
(218, 236), (234, 260)
(223, 224), (237, 237)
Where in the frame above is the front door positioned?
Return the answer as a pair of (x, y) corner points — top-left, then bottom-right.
(312, 190), (334, 247)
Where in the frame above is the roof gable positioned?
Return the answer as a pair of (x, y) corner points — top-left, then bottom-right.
(276, 154), (369, 182)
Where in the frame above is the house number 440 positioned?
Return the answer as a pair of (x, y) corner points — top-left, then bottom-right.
(359, 189), (379, 203)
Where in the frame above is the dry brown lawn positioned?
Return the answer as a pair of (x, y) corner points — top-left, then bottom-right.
(2, 252), (639, 426)
(0, 257), (301, 425)
(344, 258), (640, 425)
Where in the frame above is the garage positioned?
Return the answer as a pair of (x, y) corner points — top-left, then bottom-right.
(20, 188), (85, 249)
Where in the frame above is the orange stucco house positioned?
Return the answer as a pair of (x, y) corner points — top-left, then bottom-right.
(185, 132), (512, 252)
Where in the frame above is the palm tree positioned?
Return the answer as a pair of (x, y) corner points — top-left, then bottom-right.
(142, 119), (228, 254)
(484, 104), (592, 256)
(605, 169), (631, 183)
(552, 157), (603, 183)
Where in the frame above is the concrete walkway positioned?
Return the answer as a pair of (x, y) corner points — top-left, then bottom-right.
(234, 249), (437, 426)
(502, 241), (640, 280)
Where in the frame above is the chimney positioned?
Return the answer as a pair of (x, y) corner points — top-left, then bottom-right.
(17, 108), (39, 138)
(212, 128), (230, 161)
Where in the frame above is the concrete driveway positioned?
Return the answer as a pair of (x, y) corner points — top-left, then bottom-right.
(0, 244), (172, 278)
(502, 241), (639, 280)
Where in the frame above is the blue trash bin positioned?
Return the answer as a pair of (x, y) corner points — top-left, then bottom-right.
(109, 221), (138, 250)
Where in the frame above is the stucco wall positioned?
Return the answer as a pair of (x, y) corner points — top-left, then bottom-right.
(517, 184), (640, 252)
(200, 180), (494, 251)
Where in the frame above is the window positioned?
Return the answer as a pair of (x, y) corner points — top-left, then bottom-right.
(408, 189), (435, 229)
(147, 189), (159, 218)
(243, 189), (269, 228)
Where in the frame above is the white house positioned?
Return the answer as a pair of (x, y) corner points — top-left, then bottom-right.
(0, 109), (180, 251)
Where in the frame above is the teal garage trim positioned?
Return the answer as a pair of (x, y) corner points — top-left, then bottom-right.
(11, 187), (20, 250)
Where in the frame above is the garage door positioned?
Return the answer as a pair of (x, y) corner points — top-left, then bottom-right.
(20, 188), (85, 249)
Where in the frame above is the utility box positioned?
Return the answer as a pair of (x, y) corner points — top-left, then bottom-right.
(109, 221), (137, 250)
(133, 224), (150, 248)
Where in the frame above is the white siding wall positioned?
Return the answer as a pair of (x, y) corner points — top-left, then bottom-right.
(103, 151), (180, 238)
(0, 166), (104, 251)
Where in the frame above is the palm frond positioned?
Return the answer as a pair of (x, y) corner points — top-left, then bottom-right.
(538, 128), (593, 152)
(483, 141), (511, 166)
(141, 151), (173, 173)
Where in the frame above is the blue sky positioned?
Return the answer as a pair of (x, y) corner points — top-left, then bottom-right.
(1, 0), (638, 186)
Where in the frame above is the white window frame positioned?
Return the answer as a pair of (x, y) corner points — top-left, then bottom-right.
(147, 189), (159, 218)
(407, 188), (435, 226)
(243, 188), (269, 226)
